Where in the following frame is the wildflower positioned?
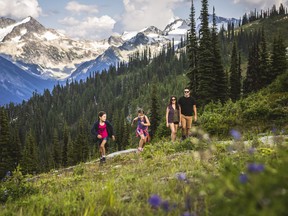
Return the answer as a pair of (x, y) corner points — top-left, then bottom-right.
(176, 172), (186, 181)
(239, 173), (248, 184)
(247, 163), (265, 173)
(182, 212), (191, 216)
(230, 129), (241, 140)
(161, 200), (170, 212)
(148, 194), (162, 208)
(271, 127), (277, 134)
(182, 212), (197, 216)
(248, 147), (256, 154)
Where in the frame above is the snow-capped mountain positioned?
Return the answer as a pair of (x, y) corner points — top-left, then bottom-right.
(0, 16), (109, 80)
(70, 21), (184, 80)
(0, 15), (239, 105)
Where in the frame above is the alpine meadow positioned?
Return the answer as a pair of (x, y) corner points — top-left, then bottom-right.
(0, 0), (288, 215)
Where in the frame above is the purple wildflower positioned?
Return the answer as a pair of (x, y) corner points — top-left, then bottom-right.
(182, 212), (197, 216)
(271, 127), (277, 134)
(176, 172), (186, 181)
(148, 194), (162, 208)
(248, 147), (256, 154)
(239, 173), (248, 184)
(182, 212), (191, 216)
(230, 129), (241, 140)
(161, 200), (170, 212)
(247, 163), (265, 173)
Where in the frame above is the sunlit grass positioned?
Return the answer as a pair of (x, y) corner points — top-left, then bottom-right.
(1, 129), (287, 216)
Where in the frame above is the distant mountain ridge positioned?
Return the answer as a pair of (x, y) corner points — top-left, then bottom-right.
(0, 15), (239, 105)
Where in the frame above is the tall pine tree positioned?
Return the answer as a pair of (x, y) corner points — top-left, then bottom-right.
(187, 0), (199, 97)
(258, 27), (270, 87)
(0, 108), (11, 178)
(197, 0), (214, 106)
(21, 130), (39, 174)
(149, 84), (161, 138)
(211, 7), (227, 103)
(229, 41), (241, 101)
(270, 34), (287, 82)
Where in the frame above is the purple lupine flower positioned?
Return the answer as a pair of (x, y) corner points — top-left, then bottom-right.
(148, 194), (162, 208)
(176, 172), (186, 181)
(239, 173), (248, 184)
(230, 129), (241, 140)
(182, 212), (197, 216)
(182, 212), (191, 216)
(161, 200), (170, 212)
(272, 127), (277, 134)
(247, 163), (265, 173)
(248, 147), (256, 154)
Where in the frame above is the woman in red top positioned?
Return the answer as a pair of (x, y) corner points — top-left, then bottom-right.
(91, 111), (115, 163)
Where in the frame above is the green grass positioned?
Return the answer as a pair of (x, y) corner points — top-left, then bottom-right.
(1, 129), (287, 216)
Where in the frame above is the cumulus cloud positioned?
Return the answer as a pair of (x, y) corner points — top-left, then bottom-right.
(66, 1), (98, 14)
(117, 0), (186, 32)
(59, 16), (116, 40)
(233, 0), (286, 10)
(0, 0), (42, 19)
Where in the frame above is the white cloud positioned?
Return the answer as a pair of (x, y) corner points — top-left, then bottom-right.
(66, 1), (98, 14)
(59, 16), (116, 40)
(119, 0), (186, 32)
(0, 0), (42, 19)
(233, 0), (286, 10)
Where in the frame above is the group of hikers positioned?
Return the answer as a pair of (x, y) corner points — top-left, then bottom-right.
(91, 87), (197, 163)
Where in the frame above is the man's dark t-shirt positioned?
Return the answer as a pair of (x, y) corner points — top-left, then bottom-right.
(178, 96), (196, 116)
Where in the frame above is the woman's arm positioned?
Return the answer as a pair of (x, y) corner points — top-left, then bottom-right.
(131, 116), (138, 126)
(144, 115), (151, 126)
(179, 106), (182, 126)
(166, 107), (169, 126)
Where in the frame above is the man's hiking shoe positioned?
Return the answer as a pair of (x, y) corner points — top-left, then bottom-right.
(180, 135), (186, 141)
(137, 147), (143, 152)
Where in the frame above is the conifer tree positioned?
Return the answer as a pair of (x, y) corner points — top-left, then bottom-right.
(149, 84), (161, 138)
(21, 130), (39, 174)
(270, 34), (287, 83)
(243, 41), (260, 95)
(187, 0), (199, 97)
(62, 123), (69, 166)
(229, 41), (241, 101)
(79, 119), (89, 162)
(211, 7), (227, 103)
(121, 119), (130, 150)
(10, 126), (22, 170)
(52, 129), (61, 168)
(259, 27), (270, 87)
(197, 0), (214, 105)
(0, 108), (11, 178)
(113, 111), (123, 151)
(67, 138), (75, 166)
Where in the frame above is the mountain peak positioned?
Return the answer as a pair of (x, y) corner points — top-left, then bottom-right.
(141, 26), (163, 35)
(0, 17), (16, 28)
(1, 16), (45, 42)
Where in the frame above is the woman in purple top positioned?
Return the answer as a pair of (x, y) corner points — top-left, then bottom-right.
(166, 96), (181, 142)
(131, 109), (151, 152)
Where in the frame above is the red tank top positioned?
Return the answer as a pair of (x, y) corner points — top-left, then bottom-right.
(98, 123), (108, 138)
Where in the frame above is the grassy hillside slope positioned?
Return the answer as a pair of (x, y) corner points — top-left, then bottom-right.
(1, 130), (287, 216)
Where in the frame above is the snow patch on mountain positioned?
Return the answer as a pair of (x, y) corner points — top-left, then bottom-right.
(0, 17), (31, 41)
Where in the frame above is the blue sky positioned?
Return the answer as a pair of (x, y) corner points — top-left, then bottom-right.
(0, 0), (286, 40)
